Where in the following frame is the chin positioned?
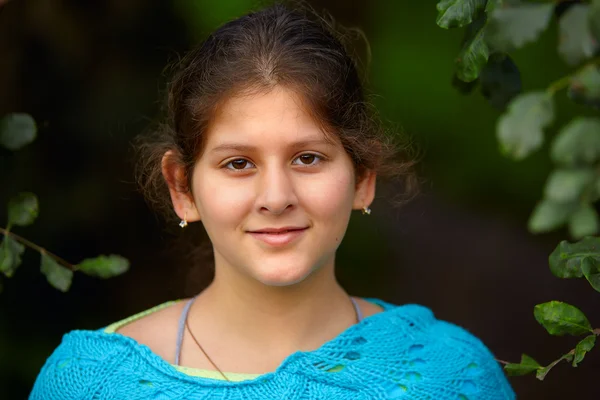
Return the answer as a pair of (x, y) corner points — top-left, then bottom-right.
(250, 260), (316, 287)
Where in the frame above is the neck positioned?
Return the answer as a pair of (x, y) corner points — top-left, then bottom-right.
(192, 256), (357, 355)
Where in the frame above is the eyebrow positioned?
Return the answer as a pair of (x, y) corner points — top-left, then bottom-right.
(209, 139), (334, 153)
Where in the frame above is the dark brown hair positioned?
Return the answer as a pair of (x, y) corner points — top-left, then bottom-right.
(134, 2), (418, 224)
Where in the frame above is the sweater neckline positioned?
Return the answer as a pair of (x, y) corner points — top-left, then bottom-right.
(88, 297), (398, 386)
(172, 295), (366, 381)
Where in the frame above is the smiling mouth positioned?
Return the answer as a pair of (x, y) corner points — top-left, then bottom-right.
(248, 227), (308, 234)
(253, 229), (304, 234)
(247, 227), (308, 246)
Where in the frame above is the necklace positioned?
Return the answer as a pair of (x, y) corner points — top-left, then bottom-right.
(184, 295), (360, 382)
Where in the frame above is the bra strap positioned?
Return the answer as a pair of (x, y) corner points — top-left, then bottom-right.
(350, 296), (363, 322)
(174, 296), (196, 366)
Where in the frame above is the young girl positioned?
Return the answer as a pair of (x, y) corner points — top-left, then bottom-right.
(30, 3), (514, 399)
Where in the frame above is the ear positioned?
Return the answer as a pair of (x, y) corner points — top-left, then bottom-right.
(161, 150), (202, 222)
(352, 169), (376, 211)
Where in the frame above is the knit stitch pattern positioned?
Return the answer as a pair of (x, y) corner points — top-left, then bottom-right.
(30, 299), (515, 399)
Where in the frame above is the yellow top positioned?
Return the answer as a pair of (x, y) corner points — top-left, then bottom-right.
(103, 299), (262, 381)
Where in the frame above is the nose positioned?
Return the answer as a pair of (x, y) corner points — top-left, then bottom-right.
(256, 164), (297, 215)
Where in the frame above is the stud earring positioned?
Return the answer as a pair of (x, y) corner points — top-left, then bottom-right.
(179, 211), (188, 228)
(361, 206), (371, 215)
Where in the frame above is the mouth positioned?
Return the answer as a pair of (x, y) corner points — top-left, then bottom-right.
(249, 227), (307, 234)
(247, 227), (308, 246)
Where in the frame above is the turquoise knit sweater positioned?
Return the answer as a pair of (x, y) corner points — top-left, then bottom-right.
(30, 299), (515, 399)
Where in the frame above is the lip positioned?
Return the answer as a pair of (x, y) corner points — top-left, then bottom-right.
(247, 227), (308, 246)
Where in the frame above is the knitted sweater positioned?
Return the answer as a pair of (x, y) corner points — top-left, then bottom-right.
(30, 298), (515, 399)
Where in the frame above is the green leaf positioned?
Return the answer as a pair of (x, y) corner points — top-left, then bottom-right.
(7, 192), (39, 227)
(486, 3), (554, 52)
(0, 235), (25, 278)
(77, 255), (129, 279)
(551, 117), (600, 166)
(573, 335), (596, 367)
(589, 0), (600, 44)
(569, 205), (599, 239)
(549, 237), (600, 279)
(485, 0), (501, 14)
(528, 199), (578, 234)
(581, 256), (600, 292)
(563, 350), (575, 361)
(0, 113), (37, 151)
(568, 65), (600, 107)
(558, 5), (597, 66)
(436, 0), (487, 29)
(534, 301), (592, 336)
(504, 354), (541, 376)
(40, 253), (73, 292)
(544, 169), (595, 203)
(480, 53), (522, 110)
(497, 92), (554, 160)
(536, 351), (574, 381)
(455, 17), (489, 82)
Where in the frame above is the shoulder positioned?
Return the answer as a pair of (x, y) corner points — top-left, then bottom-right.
(429, 319), (515, 399)
(354, 296), (385, 318)
(29, 299), (188, 399)
(108, 298), (188, 363)
(29, 329), (131, 399)
(362, 300), (515, 399)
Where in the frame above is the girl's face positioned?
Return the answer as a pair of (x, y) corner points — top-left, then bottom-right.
(173, 86), (375, 286)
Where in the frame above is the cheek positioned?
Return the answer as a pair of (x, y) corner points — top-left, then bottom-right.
(192, 171), (251, 228)
(301, 165), (355, 218)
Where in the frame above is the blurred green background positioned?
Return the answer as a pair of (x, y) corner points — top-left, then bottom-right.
(1, 0), (598, 398)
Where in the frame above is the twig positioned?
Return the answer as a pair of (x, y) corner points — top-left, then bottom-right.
(546, 56), (600, 95)
(0, 227), (77, 271)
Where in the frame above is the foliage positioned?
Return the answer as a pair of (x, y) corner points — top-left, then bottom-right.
(0, 113), (37, 150)
(435, 0), (600, 381)
(0, 113), (129, 293)
(533, 301), (592, 336)
(496, 91), (553, 159)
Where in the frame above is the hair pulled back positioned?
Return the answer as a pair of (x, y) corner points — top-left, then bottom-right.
(134, 2), (418, 223)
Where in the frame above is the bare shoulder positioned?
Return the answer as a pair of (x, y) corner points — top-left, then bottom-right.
(115, 299), (189, 363)
(354, 297), (384, 318)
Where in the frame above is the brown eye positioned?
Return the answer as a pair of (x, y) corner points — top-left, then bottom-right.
(299, 154), (315, 164)
(225, 159), (253, 170)
(294, 154), (321, 166)
(232, 159), (247, 169)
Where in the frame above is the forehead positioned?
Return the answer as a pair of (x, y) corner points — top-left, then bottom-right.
(218, 86), (305, 118)
(204, 86), (332, 147)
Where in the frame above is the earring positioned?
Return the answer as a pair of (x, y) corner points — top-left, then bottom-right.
(361, 206), (371, 215)
(179, 211), (188, 228)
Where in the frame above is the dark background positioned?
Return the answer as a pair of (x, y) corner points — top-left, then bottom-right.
(1, 0), (598, 398)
